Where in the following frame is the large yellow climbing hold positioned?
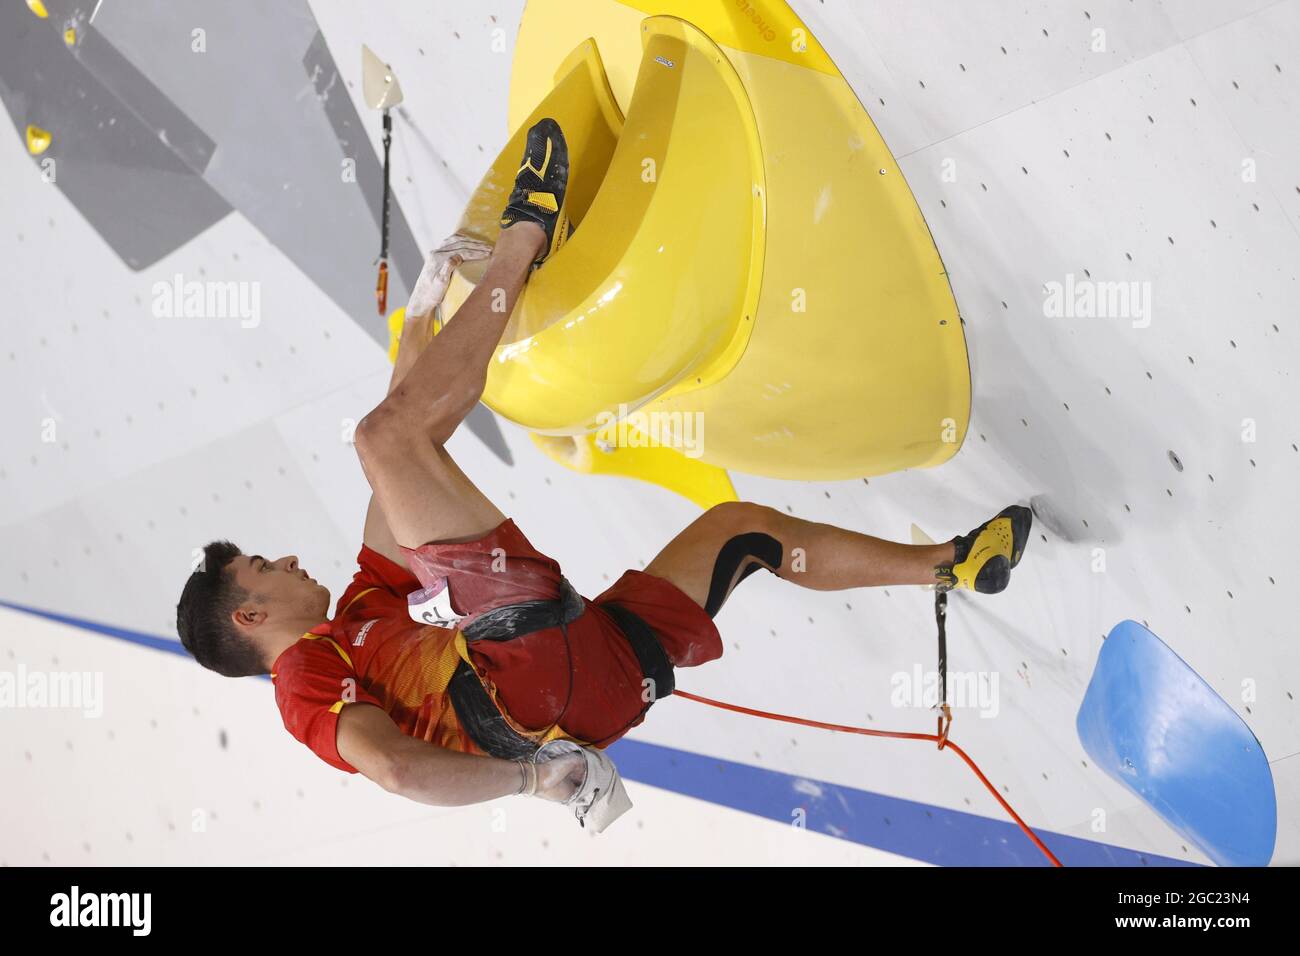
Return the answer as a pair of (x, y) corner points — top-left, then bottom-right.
(64, 26), (77, 46)
(26, 125), (52, 155)
(26, 0), (49, 19)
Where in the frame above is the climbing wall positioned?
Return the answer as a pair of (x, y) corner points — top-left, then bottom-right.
(0, 0), (1295, 866)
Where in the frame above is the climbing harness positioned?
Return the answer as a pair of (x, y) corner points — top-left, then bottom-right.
(443, 577), (676, 761)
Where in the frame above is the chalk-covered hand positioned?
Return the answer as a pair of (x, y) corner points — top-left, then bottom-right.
(533, 751), (588, 803)
(404, 234), (494, 320)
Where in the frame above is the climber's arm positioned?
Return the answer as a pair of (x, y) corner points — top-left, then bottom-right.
(337, 701), (584, 805)
(337, 702), (522, 804)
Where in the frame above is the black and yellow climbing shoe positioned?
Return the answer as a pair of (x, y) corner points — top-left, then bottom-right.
(499, 117), (570, 270)
(936, 505), (1032, 594)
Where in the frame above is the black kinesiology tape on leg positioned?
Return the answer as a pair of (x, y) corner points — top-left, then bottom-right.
(704, 532), (783, 617)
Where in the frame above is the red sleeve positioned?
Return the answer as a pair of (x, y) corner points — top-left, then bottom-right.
(332, 544), (422, 616)
(273, 640), (385, 774)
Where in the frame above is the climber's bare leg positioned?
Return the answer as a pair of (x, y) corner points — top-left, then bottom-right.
(354, 224), (544, 548)
(643, 501), (956, 616)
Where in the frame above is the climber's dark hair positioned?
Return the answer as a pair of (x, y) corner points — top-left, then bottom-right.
(176, 540), (266, 678)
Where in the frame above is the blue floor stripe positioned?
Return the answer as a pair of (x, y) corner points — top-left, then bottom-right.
(0, 597), (1196, 867)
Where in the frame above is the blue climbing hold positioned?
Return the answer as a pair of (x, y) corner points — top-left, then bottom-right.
(1076, 619), (1276, 867)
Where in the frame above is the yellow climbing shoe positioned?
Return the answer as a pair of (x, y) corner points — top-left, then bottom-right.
(937, 505), (1032, 594)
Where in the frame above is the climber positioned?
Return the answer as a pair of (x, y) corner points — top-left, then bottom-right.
(175, 118), (1032, 832)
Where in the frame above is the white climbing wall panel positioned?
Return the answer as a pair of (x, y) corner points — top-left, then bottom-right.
(0, 0), (1295, 865)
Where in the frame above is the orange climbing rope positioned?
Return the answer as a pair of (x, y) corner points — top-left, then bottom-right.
(672, 687), (1064, 867)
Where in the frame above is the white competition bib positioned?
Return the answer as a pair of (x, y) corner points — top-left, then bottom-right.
(407, 576), (465, 627)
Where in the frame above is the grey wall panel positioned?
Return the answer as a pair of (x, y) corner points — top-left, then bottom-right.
(0, 3), (230, 270)
(81, 0), (419, 344)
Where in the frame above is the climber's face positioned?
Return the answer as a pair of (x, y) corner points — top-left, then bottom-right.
(228, 553), (331, 630)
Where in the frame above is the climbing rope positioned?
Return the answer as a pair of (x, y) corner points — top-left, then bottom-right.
(673, 687), (1061, 866)
(672, 591), (1063, 867)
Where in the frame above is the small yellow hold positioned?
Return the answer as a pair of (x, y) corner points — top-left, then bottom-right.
(26, 0), (49, 19)
(64, 26), (77, 46)
(386, 306), (405, 364)
(26, 125), (52, 155)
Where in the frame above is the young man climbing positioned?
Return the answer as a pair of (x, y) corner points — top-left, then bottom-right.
(175, 118), (1032, 832)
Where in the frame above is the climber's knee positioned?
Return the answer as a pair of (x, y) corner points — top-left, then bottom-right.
(701, 503), (784, 616)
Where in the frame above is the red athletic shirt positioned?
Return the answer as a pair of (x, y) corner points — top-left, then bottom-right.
(271, 545), (484, 774)
(270, 519), (668, 774)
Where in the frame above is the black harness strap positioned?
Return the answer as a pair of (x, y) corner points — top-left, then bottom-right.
(599, 601), (675, 701)
(447, 660), (539, 760)
(459, 576), (586, 642)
